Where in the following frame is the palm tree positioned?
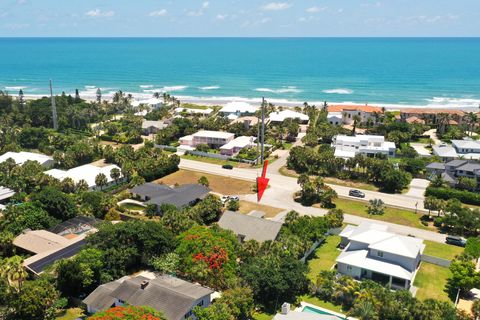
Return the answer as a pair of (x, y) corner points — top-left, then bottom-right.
(110, 167), (121, 183)
(95, 173), (108, 190)
(352, 115), (361, 135)
(0, 255), (28, 292)
(153, 92), (160, 99)
(436, 113), (450, 135)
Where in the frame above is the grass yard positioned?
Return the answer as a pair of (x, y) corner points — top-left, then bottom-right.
(181, 154), (240, 167)
(299, 295), (345, 314)
(306, 235), (342, 281)
(332, 198), (433, 231)
(324, 177), (379, 192)
(156, 169), (255, 195)
(56, 308), (84, 320)
(253, 313), (274, 320)
(413, 262), (452, 303)
(119, 203), (146, 211)
(238, 200), (284, 218)
(423, 240), (464, 260)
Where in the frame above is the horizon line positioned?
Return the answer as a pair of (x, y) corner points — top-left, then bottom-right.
(0, 36), (480, 39)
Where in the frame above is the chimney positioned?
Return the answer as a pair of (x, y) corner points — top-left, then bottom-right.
(140, 280), (149, 290)
(281, 302), (290, 315)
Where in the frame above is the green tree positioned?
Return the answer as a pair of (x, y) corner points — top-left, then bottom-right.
(0, 256), (28, 292)
(0, 202), (58, 235)
(380, 169), (411, 193)
(227, 199), (240, 211)
(367, 199), (386, 215)
(110, 167), (121, 183)
(31, 186), (78, 221)
(95, 173), (108, 190)
(146, 203), (158, 218)
(151, 252), (180, 275)
(457, 177), (477, 192)
(190, 194), (223, 224)
(198, 175), (209, 187)
(447, 258), (480, 295)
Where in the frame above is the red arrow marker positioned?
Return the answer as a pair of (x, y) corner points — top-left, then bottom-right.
(257, 160), (269, 202)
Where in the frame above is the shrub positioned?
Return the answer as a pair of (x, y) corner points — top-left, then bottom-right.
(426, 187), (480, 206)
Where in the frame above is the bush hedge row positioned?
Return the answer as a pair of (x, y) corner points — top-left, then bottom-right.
(425, 186), (480, 206)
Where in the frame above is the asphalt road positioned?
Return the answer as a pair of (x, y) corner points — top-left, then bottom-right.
(179, 158), (446, 243)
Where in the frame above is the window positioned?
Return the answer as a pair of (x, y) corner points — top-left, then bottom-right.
(347, 265), (352, 270)
(197, 300), (204, 307)
(377, 251), (384, 257)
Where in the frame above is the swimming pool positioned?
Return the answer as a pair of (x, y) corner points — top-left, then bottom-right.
(302, 305), (346, 319)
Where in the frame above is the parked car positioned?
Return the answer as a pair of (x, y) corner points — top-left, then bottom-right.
(229, 196), (239, 202)
(446, 236), (467, 247)
(349, 189), (365, 198)
(221, 196), (230, 204)
(222, 164), (233, 170)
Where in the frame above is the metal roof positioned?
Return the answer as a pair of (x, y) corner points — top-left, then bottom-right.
(218, 211), (282, 242)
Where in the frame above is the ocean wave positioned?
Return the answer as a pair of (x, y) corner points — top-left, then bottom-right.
(140, 85), (154, 89)
(143, 85), (188, 93)
(5, 86), (27, 90)
(254, 86), (302, 94)
(199, 86), (220, 90)
(425, 97), (480, 108)
(84, 85), (97, 89)
(322, 88), (353, 95)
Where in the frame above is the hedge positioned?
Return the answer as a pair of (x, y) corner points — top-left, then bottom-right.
(425, 186), (480, 206)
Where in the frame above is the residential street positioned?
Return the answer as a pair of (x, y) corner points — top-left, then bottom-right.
(179, 158), (445, 243)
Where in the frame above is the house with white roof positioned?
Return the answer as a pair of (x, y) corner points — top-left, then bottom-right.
(269, 110), (309, 124)
(219, 102), (258, 119)
(432, 144), (459, 162)
(452, 139), (480, 160)
(179, 130), (235, 149)
(0, 186), (15, 203)
(131, 98), (163, 108)
(332, 135), (396, 159)
(327, 112), (343, 126)
(337, 222), (425, 290)
(219, 136), (256, 156)
(0, 151), (54, 168)
(174, 107), (213, 117)
(141, 120), (170, 135)
(45, 163), (123, 190)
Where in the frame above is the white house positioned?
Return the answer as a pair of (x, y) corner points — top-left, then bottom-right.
(269, 110), (309, 124)
(337, 222), (424, 290)
(219, 101), (258, 119)
(219, 136), (256, 156)
(432, 144), (459, 162)
(328, 105), (383, 125)
(179, 130), (235, 148)
(0, 151), (54, 168)
(83, 275), (213, 320)
(131, 98), (163, 108)
(174, 107), (213, 116)
(45, 163), (123, 190)
(332, 135), (396, 159)
(141, 120), (169, 135)
(452, 139), (480, 159)
(327, 112), (343, 126)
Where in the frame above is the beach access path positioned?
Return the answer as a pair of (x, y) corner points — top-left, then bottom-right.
(179, 158), (444, 243)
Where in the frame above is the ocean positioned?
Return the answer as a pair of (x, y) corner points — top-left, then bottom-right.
(1, 37), (480, 110)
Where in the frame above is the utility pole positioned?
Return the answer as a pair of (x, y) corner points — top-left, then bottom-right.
(260, 97), (266, 164)
(49, 80), (58, 130)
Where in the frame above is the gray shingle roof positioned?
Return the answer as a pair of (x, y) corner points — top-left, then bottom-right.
(456, 162), (480, 173)
(445, 159), (468, 167)
(218, 211), (283, 242)
(442, 171), (457, 184)
(426, 162), (445, 170)
(83, 275), (213, 320)
(131, 183), (210, 209)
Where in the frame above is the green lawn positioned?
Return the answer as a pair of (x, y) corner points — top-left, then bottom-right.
(253, 312), (274, 320)
(332, 198), (432, 231)
(56, 308), (84, 320)
(324, 177), (379, 192)
(307, 235), (342, 281)
(299, 295), (345, 314)
(413, 262), (452, 303)
(120, 203), (146, 211)
(181, 154), (239, 167)
(423, 240), (463, 260)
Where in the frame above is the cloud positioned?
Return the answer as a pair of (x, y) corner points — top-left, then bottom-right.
(261, 2), (291, 11)
(16, 0), (27, 4)
(187, 2), (209, 17)
(85, 9), (115, 18)
(402, 14), (459, 24)
(260, 17), (272, 23)
(149, 9), (167, 17)
(5, 23), (29, 29)
(216, 14), (227, 20)
(306, 6), (326, 13)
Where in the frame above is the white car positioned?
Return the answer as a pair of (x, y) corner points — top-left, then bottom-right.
(221, 196), (230, 204)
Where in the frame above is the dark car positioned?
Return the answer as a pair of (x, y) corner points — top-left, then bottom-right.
(446, 236), (467, 247)
(222, 164), (233, 170)
(349, 189), (365, 198)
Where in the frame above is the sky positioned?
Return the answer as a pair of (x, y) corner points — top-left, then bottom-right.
(0, 0), (479, 37)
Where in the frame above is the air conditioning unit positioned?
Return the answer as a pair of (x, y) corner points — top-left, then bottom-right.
(281, 302), (290, 315)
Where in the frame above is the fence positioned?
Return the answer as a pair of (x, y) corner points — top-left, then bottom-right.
(155, 144), (178, 152)
(420, 254), (451, 268)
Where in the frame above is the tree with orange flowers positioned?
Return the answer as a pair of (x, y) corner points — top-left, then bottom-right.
(88, 306), (166, 320)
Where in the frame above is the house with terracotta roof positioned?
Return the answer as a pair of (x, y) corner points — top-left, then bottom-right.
(337, 222), (425, 290)
(327, 105), (383, 125)
(400, 108), (465, 125)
